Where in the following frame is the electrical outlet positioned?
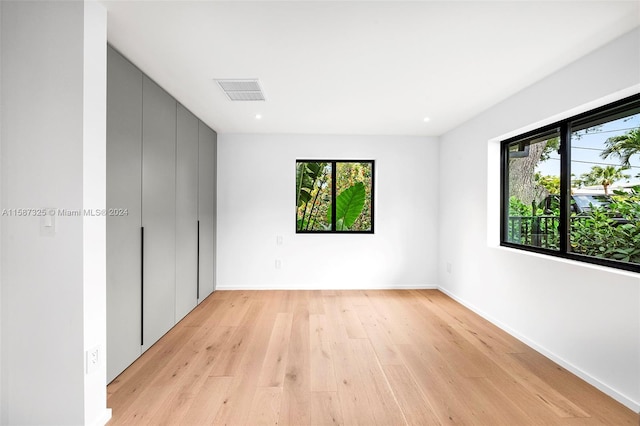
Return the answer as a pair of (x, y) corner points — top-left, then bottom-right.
(446, 262), (452, 273)
(276, 235), (283, 245)
(86, 345), (100, 374)
(275, 259), (282, 269)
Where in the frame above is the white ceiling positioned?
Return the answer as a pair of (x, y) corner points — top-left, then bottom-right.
(102, 1), (640, 136)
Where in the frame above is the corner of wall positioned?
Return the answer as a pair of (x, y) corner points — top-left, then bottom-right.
(0, 0), (3, 422)
(212, 129), (218, 292)
(435, 134), (445, 286)
(83, 1), (110, 425)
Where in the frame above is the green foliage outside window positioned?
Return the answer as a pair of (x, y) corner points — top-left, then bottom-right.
(570, 187), (640, 264)
(296, 160), (373, 233)
(502, 94), (640, 271)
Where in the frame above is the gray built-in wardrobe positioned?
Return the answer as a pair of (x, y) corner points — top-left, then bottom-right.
(106, 46), (217, 383)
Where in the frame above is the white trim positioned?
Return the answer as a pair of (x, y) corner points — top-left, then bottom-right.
(437, 286), (640, 413)
(90, 408), (112, 426)
(215, 283), (437, 291)
(491, 246), (639, 278)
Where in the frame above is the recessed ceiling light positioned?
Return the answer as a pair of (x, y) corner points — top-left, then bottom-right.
(423, 117), (431, 123)
(255, 114), (262, 120)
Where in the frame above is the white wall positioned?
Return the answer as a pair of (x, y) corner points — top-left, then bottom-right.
(217, 134), (438, 289)
(83, 2), (110, 425)
(0, 1), (3, 421)
(438, 28), (640, 411)
(1, 1), (110, 424)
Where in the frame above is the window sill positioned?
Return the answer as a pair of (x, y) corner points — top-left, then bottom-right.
(491, 245), (640, 278)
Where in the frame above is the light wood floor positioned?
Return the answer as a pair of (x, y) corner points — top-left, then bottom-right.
(107, 290), (638, 425)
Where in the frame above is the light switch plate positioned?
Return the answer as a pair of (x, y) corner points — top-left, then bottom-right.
(40, 208), (56, 237)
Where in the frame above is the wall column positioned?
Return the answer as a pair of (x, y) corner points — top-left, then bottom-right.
(1, 1), (110, 424)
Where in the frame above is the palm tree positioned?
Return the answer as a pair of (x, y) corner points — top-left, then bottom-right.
(601, 128), (640, 167)
(579, 165), (629, 195)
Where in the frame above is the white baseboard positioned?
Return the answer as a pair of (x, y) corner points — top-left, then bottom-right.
(92, 408), (112, 426)
(437, 287), (640, 413)
(215, 283), (438, 291)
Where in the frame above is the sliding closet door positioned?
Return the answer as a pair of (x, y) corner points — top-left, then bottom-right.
(175, 104), (199, 322)
(198, 122), (216, 300)
(142, 76), (176, 351)
(106, 47), (142, 383)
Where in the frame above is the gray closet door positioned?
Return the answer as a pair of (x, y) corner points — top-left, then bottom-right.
(106, 46), (142, 383)
(142, 76), (177, 351)
(175, 104), (199, 322)
(198, 122), (216, 300)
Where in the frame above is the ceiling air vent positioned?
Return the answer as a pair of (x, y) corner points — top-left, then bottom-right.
(215, 79), (265, 101)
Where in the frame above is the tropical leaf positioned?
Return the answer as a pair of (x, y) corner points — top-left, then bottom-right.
(298, 189), (311, 205)
(306, 162), (324, 178)
(327, 182), (365, 230)
(296, 163), (309, 207)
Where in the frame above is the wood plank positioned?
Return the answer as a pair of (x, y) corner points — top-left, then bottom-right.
(308, 290), (325, 314)
(331, 342), (376, 425)
(279, 301), (311, 425)
(209, 300), (265, 376)
(309, 314), (337, 392)
(396, 342), (485, 425)
(364, 290), (416, 344)
(323, 295), (376, 425)
(310, 391), (344, 426)
(336, 290), (368, 339)
(341, 308), (368, 340)
(382, 364), (442, 425)
(178, 376), (233, 425)
(348, 338), (405, 425)
(355, 304), (404, 365)
(257, 312), (294, 387)
(247, 387), (283, 426)
(215, 290), (254, 326)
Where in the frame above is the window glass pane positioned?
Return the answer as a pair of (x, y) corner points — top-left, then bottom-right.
(335, 162), (373, 231)
(506, 132), (561, 250)
(296, 161), (332, 231)
(569, 111), (640, 265)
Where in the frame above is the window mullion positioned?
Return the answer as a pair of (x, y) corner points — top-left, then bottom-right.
(559, 122), (571, 254)
(331, 161), (337, 231)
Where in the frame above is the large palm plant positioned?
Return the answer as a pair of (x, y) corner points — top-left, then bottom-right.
(580, 165), (629, 195)
(601, 128), (640, 167)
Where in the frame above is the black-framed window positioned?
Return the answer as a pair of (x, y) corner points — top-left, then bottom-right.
(296, 160), (374, 233)
(501, 93), (640, 273)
